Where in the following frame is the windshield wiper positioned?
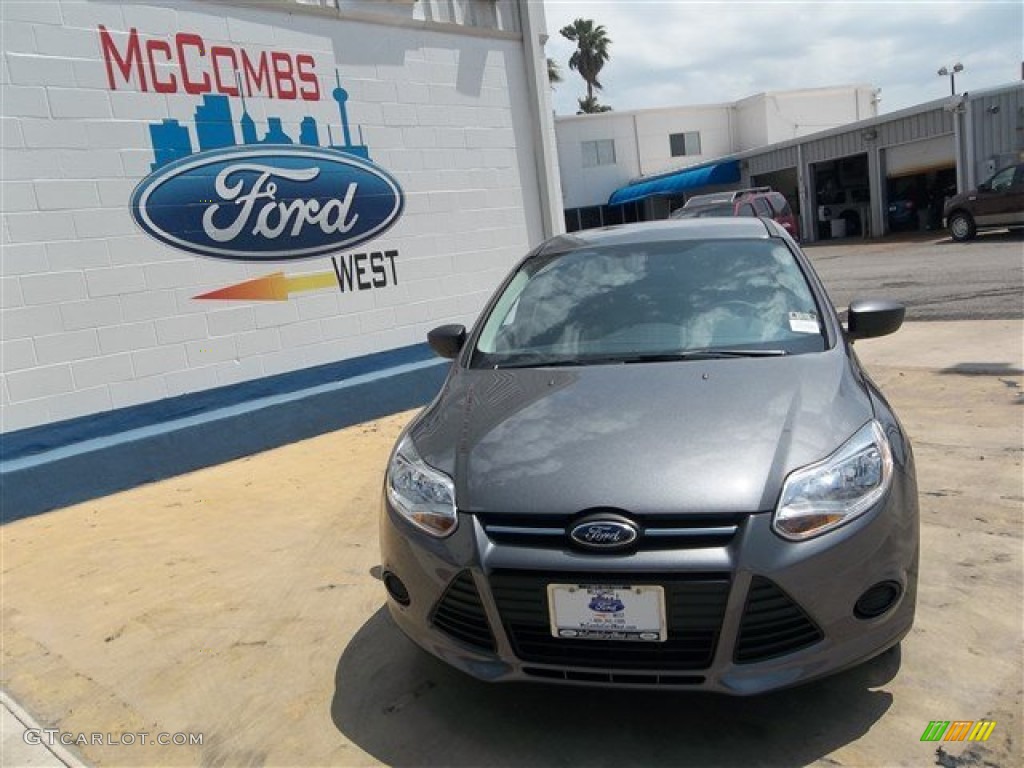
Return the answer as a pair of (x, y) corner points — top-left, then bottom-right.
(617, 349), (788, 363)
(659, 348), (786, 360)
(492, 349), (786, 369)
(493, 357), (594, 369)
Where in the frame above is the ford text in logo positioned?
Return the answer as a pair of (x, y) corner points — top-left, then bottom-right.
(131, 146), (404, 262)
(569, 518), (639, 551)
(588, 593), (625, 613)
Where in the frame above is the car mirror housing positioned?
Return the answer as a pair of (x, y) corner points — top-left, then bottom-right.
(427, 324), (467, 359)
(846, 299), (905, 341)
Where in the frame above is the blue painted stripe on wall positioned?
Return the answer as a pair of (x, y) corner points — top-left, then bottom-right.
(1, 342), (437, 462)
(1, 347), (449, 523)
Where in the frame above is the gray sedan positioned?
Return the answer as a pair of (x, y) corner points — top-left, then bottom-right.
(379, 218), (919, 694)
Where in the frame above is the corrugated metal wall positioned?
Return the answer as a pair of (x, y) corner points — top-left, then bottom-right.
(746, 107), (955, 173)
(968, 84), (1024, 182)
(746, 146), (798, 176)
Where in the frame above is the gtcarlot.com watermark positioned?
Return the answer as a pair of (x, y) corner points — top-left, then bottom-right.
(24, 729), (203, 748)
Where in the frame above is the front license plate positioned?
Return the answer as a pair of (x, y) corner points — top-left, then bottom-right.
(547, 584), (666, 642)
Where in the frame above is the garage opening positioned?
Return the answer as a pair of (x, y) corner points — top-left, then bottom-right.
(812, 154), (870, 240)
(883, 135), (956, 233)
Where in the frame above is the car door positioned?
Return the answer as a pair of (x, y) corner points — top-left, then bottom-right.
(1005, 164), (1024, 226)
(973, 164), (1019, 226)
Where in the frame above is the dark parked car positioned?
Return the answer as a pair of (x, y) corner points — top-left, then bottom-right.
(670, 187), (800, 240)
(380, 218), (919, 694)
(887, 197), (918, 232)
(944, 162), (1024, 241)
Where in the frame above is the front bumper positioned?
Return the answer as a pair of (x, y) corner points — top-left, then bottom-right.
(378, 473), (918, 695)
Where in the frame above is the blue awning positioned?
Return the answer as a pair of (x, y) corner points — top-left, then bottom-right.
(607, 160), (741, 206)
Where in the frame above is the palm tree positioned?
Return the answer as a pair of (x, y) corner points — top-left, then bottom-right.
(546, 57), (563, 87)
(559, 18), (611, 104)
(577, 95), (612, 114)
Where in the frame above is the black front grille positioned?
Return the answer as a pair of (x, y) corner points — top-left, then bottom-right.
(478, 513), (747, 551)
(734, 577), (823, 663)
(489, 570), (730, 670)
(430, 571), (495, 652)
(523, 667), (705, 686)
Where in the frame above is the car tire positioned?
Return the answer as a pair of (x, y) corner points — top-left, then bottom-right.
(948, 210), (976, 242)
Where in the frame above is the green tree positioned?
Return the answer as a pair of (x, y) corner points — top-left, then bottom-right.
(576, 95), (612, 114)
(546, 57), (563, 87)
(559, 18), (611, 108)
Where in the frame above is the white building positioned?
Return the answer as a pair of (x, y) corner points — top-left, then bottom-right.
(1, 0), (562, 516)
(555, 85), (878, 227)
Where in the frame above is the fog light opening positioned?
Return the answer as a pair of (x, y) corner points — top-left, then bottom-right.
(383, 571), (411, 606)
(854, 581), (902, 619)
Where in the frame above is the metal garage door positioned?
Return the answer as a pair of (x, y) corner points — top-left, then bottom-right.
(885, 135), (955, 177)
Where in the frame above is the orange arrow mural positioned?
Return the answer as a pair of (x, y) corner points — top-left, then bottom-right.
(195, 270), (337, 301)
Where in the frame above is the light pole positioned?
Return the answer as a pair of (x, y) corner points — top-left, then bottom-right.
(937, 63), (963, 96)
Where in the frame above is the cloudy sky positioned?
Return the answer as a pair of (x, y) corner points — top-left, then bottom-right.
(542, 1), (1023, 116)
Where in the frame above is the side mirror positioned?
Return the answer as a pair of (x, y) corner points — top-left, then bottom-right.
(977, 182), (991, 193)
(427, 324), (466, 359)
(846, 299), (905, 341)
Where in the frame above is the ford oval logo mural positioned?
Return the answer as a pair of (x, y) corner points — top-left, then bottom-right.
(131, 145), (404, 262)
(570, 518), (639, 551)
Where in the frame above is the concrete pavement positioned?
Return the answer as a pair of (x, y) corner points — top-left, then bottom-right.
(2, 690), (83, 767)
(2, 320), (1021, 767)
(852, 318), (1022, 372)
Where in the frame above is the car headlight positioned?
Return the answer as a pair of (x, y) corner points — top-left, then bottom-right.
(386, 434), (457, 537)
(773, 420), (893, 541)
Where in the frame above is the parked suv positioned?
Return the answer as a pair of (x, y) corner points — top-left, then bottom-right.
(670, 187), (800, 239)
(943, 162), (1024, 241)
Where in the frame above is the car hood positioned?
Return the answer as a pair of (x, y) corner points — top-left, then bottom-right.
(409, 348), (874, 517)
(943, 190), (975, 213)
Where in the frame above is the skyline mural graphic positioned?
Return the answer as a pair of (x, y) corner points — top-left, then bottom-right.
(147, 73), (370, 170)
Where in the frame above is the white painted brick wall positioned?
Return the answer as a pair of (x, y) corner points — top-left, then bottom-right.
(6, 364), (75, 401)
(0, 339), (37, 372)
(7, 212), (78, 243)
(207, 307), (255, 337)
(72, 353), (134, 389)
(0, 86), (49, 118)
(34, 181), (101, 210)
(85, 266), (147, 297)
(133, 345), (186, 378)
(98, 322), (158, 354)
(108, 376), (167, 409)
(0, 0), (550, 433)
(20, 272), (88, 304)
(34, 329), (101, 364)
(2, 305), (65, 339)
(47, 240), (111, 271)
(155, 315), (207, 344)
(48, 385), (114, 422)
(60, 296), (122, 331)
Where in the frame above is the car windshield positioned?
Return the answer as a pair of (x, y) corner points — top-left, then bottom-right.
(472, 239), (827, 368)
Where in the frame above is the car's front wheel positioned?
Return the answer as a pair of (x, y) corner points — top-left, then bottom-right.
(948, 210), (976, 242)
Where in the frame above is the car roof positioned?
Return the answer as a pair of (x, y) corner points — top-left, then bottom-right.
(538, 218), (775, 255)
(683, 186), (775, 208)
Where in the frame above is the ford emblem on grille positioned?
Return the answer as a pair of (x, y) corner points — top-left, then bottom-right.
(570, 519), (639, 550)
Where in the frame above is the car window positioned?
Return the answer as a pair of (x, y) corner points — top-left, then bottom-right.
(738, 203), (756, 217)
(767, 193), (793, 216)
(988, 166), (1015, 192)
(472, 240), (825, 367)
(752, 198), (772, 216)
(674, 204), (735, 218)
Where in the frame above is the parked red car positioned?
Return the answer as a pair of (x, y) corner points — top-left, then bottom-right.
(671, 187), (800, 240)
